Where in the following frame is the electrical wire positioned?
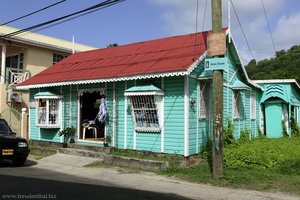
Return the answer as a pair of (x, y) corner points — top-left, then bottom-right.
(1, 0), (124, 39)
(230, 0), (255, 60)
(193, 0), (200, 59)
(0, 0), (66, 27)
(202, 0), (208, 32)
(261, 0), (276, 53)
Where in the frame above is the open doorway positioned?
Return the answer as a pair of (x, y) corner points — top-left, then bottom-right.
(79, 91), (105, 142)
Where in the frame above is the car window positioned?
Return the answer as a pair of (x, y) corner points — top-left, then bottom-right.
(0, 121), (11, 134)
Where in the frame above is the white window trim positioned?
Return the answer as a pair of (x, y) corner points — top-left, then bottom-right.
(128, 94), (163, 133)
(233, 90), (240, 119)
(35, 95), (62, 128)
(199, 81), (210, 119)
(250, 93), (256, 120)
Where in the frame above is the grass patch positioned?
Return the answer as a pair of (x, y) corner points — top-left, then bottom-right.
(109, 148), (183, 163)
(160, 160), (300, 195)
(160, 137), (300, 195)
(29, 147), (57, 160)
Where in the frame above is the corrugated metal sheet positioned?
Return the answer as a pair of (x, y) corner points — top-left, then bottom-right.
(19, 30), (217, 87)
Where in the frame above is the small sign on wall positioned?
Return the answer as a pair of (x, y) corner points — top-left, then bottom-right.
(204, 57), (228, 71)
(29, 101), (37, 109)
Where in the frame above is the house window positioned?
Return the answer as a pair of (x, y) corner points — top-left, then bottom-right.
(53, 53), (65, 64)
(199, 81), (210, 119)
(130, 95), (161, 132)
(250, 93), (256, 119)
(233, 91), (240, 119)
(35, 96), (62, 128)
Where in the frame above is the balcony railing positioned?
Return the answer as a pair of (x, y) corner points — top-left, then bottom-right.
(5, 68), (31, 88)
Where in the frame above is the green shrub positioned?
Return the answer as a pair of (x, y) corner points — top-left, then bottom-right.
(282, 120), (288, 137)
(224, 137), (300, 170)
(224, 117), (234, 146)
(239, 129), (251, 143)
(291, 112), (300, 137)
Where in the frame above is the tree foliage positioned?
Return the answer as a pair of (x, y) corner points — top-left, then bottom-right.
(246, 45), (300, 80)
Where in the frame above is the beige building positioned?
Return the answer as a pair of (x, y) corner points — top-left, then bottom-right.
(0, 26), (96, 136)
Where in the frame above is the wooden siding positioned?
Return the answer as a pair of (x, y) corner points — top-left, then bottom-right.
(163, 77), (185, 155)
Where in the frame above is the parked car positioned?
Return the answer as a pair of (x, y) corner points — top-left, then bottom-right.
(0, 118), (30, 166)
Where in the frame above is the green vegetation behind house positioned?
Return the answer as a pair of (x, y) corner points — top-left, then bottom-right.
(246, 45), (300, 80)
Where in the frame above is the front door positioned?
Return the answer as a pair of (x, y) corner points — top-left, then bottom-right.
(79, 91), (105, 142)
(265, 103), (283, 138)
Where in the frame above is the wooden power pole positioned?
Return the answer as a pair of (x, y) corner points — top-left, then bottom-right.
(207, 0), (225, 179)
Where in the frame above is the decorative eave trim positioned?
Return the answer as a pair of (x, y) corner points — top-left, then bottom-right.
(186, 51), (207, 74)
(34, 95), (62, 99)
(253, 79), (300, 89)
(124, 91), (164, 96)
(17, 71), (189, 90)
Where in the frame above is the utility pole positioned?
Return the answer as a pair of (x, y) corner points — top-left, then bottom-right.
(207, 0), (225, 179)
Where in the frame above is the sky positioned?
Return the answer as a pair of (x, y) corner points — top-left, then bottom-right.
(0, 0), (300, 64)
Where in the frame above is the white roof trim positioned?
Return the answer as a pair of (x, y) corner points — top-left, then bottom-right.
(34, 95), (62, 99)
(186, 51), (207, 73)
(124, 91), (164, 96)
(16, 71), (189, 90)
(227, 33), (263, 91)
(253, 79), (300, 89)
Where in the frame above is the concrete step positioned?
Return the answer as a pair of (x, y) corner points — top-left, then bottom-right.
(58, 148), (106, 160)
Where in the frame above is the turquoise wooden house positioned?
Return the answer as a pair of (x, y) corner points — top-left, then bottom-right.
(17, 29), (264, 157)
(253, 79), (300, 138)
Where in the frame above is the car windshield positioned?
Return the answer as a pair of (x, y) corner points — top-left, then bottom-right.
(0, 121), (11, 134)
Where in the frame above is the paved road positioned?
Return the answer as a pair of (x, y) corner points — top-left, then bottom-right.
(0, 154), (299, 200)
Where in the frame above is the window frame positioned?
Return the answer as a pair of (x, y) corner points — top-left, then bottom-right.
(35, 95), (62, 128)
(250, 93), (256, 120)
(53, 53), (66, 64)
(129, 95), (162, 132)
(199, 80), (210, 119)
(233, 90), (240, 119)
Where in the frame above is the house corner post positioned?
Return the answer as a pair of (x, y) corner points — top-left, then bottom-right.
(1, 44), (7, 84)
(21, 108), (28, 140)
(184, 75), (189, 157)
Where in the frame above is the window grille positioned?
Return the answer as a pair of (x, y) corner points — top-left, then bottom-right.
(250, 93), (256, 119)
(130, 95), (160, 132)
(233, 91), (240, 119)
(199, 81), (210, 119)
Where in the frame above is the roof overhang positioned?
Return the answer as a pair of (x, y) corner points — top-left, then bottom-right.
(17, 50), (207, 90)
(253, 79), (300, 89)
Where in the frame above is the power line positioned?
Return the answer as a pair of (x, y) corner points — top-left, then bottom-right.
(202, 0), (208, 31)
(0, 0), (66, 27)
(261, 0), (277, 53)
(193, 0), (199, 59)
(230, 0), (255, 60)
(1, 0), (124, 39)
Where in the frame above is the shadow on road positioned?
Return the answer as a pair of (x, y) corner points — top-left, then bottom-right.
(0, 174), (191, 200)
(0, 158), (37, 168)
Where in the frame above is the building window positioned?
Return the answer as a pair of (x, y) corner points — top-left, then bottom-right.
(130, 95), (161, 132)
(53, 53), (65, 64)
(36, 97), (62, 128)
(5, 53), (24, 69)
(199, 81), (210, 119)
(233, 91), (240, 119)
(250, 93), (256, 119)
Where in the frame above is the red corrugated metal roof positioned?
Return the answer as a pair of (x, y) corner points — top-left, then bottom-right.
(19, 30), (219, 87)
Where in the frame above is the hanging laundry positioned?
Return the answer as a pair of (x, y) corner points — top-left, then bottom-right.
(96, 97), (107, 124)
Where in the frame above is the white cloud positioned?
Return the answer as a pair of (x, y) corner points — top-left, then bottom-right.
(149, 0), (298, 63)
(274, 12), (300, 48)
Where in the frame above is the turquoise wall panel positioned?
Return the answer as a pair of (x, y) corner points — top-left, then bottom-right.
(164, 77), (185, 155)
(136, 133), (161, 153)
